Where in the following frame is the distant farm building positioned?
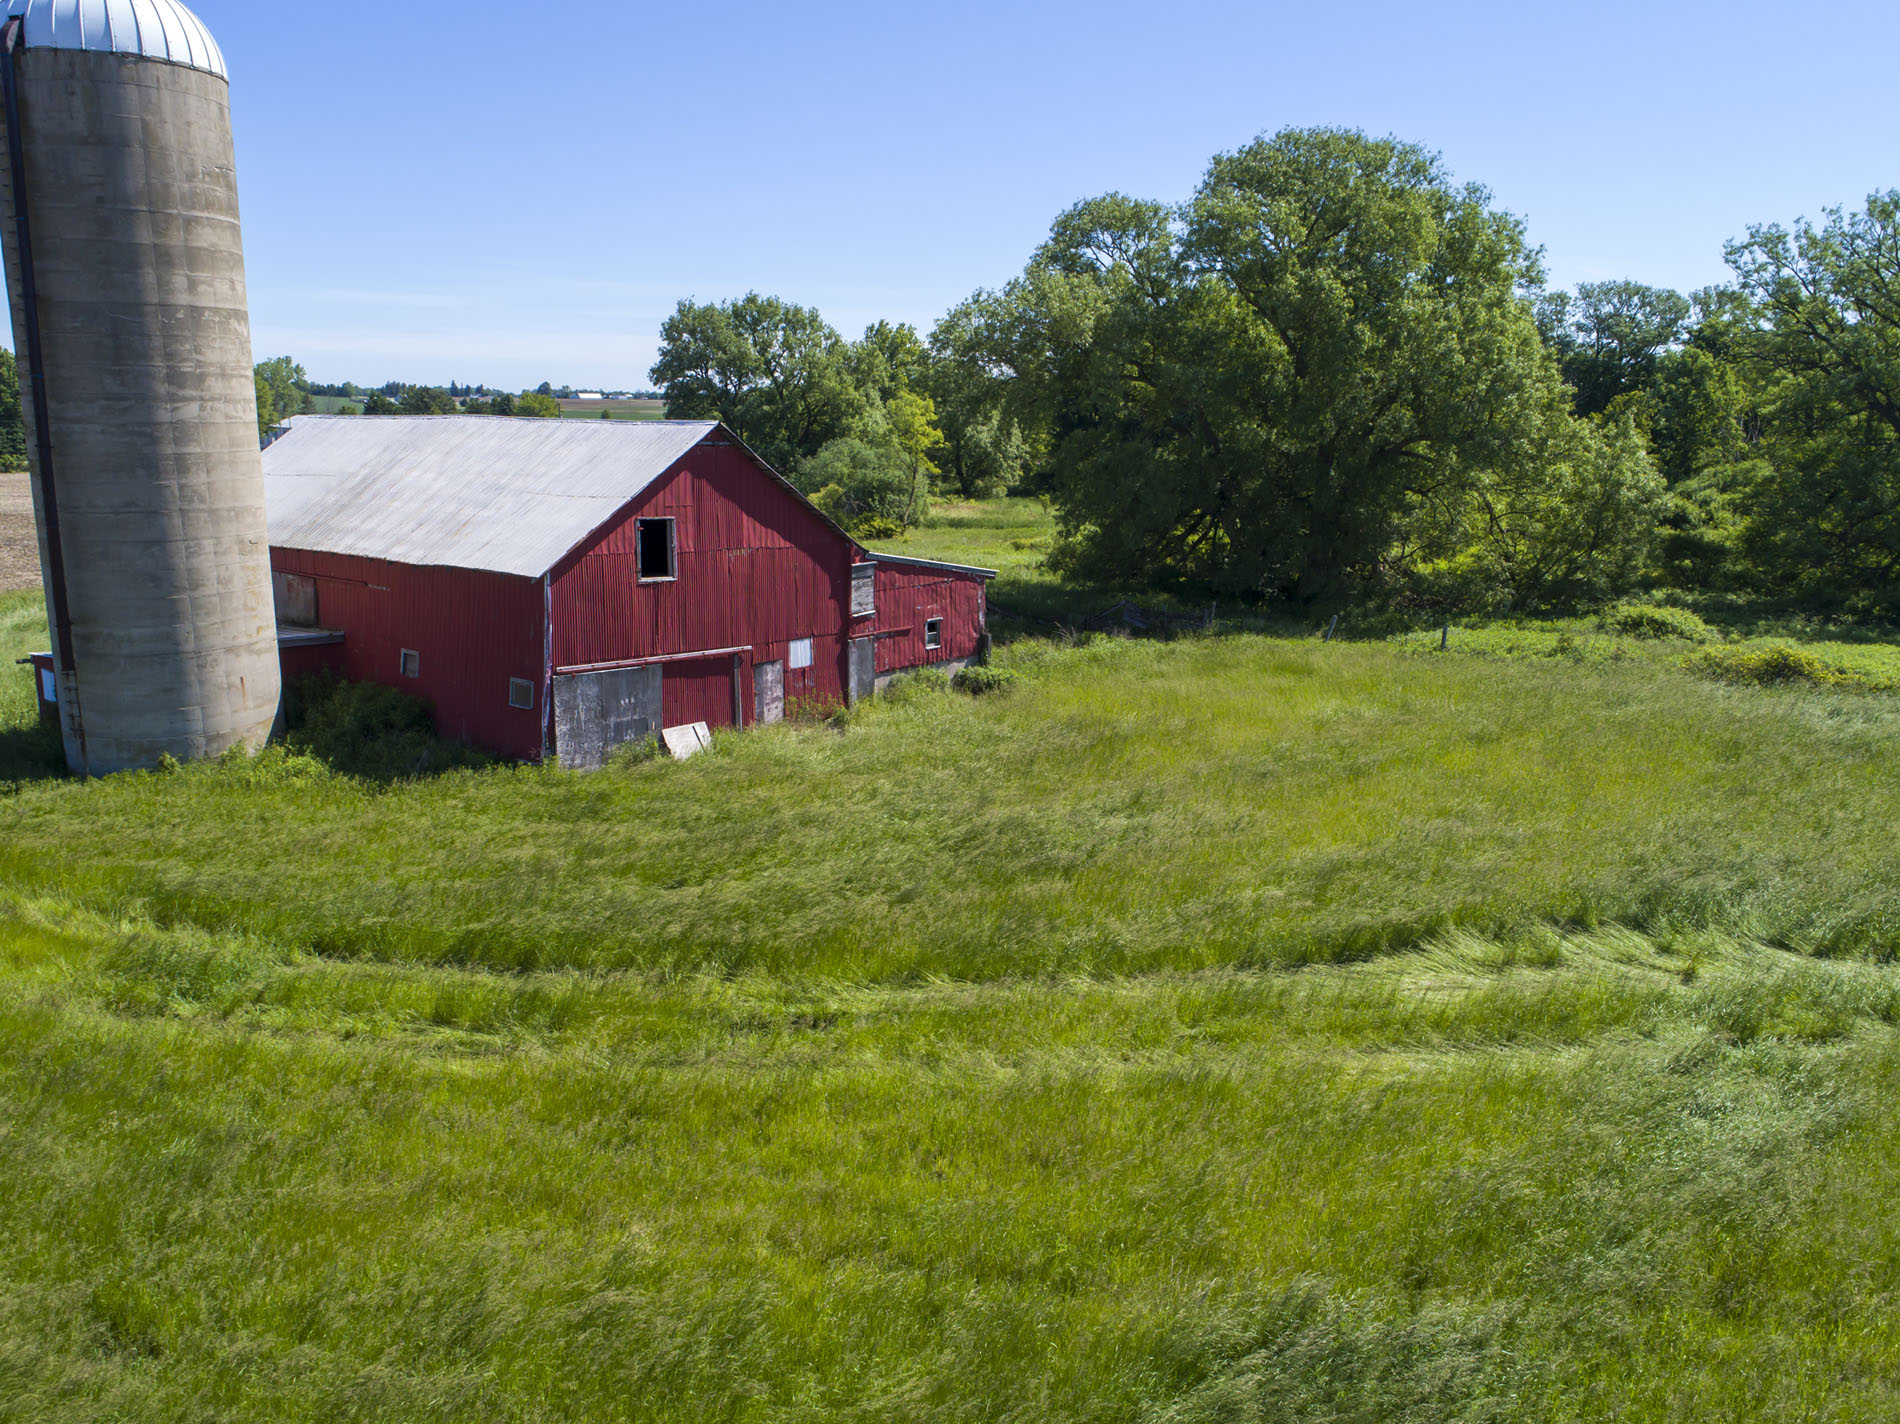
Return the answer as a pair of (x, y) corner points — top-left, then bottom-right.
(262, 417), (993, 766)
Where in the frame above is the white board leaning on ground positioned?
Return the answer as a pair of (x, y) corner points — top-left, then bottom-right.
(661, 723), (712, 760)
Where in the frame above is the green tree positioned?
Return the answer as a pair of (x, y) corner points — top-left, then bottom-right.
(254, 356), (312, 436)
(516, 392), (561, 418)
(978, 128), (1658, 606)
(397, 385), (457, 416)
(800, 437), (926, 529)
(361, 392), (400, 415)
(847, 320), (930, 405)
(925, 298), (1041, 498)
(1725, 191), (1900, 597)
(0, 347), (23, 471)
(650, 293), (862, 472)
(1537, 281), (1691, 416)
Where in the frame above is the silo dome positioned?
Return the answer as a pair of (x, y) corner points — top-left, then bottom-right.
(0, 0), (225, 77)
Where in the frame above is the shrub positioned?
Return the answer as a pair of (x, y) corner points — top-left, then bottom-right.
(848, 514), (902, 540)
(953, 665), (1018, 696)
(1603, 601), (1714, 643)
(284, 672), (490, 780)
(606, 735), (661, 769)
(1687, 645), (1854, 689)
(881, 667), (951, 705)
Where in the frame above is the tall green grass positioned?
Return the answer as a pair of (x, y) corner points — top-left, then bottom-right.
(6, 893), (1900, 1420)
(9, 556), (1900, 1418)
(6, 620), (1900, 976)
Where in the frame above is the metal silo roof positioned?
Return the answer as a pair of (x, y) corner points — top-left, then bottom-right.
(263, 416), (723, 579)
(3, 0), (227, 79)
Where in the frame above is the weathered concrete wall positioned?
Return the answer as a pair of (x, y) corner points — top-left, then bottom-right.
(0, 47), (280, 773)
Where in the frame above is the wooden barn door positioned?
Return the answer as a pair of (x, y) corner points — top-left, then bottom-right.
(754, 660), (785, 724)
(847, 637), (876, 706)
(551, 665), (663, 770)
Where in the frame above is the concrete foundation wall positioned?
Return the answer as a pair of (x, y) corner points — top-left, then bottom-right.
(0, 48), (280, 774)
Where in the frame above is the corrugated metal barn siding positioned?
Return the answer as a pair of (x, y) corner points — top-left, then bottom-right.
(871, 563), (988, 674)
(550, 444), (856, 722)
(269, 549), (547, 759)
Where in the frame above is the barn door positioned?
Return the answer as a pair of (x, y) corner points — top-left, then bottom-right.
(551, 665), (663, 770)
(754, 660), (785, 724)
(847, 636), (876, 705)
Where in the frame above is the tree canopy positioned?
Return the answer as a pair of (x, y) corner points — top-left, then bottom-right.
(1726, 192), (1900, 596)
(941, 128), (1661, 607)
(649, 294), (862, 473)
(254, 356), (312, 437)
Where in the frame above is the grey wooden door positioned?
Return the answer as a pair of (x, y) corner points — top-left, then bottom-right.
(847, 637), (876, 705)
(551, 664), (663, 770)
(754, 659), (785, 724)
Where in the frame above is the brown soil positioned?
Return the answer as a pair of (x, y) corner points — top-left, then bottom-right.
(0, 472), (40, 592)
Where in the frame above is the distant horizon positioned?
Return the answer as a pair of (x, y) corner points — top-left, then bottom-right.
(176, 0), (1900, 390)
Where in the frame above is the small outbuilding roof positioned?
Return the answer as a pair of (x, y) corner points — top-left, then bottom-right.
(3, 0), (226, 78)
(264, 416), (719, 579)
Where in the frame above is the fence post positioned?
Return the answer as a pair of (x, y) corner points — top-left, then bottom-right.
(1324, 614), (1340, 643)
(1440, 622), (1450, 651)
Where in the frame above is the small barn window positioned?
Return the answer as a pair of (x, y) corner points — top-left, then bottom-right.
(399, 649), (420, 679)
(851, 562), (876, 618)
(637, 518), (676, 581)
(508, 678), (535, 710)
(788, 637), (814, 670)
(925, 618), (943, 651)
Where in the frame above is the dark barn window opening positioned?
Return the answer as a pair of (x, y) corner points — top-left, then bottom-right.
(508, 678), (535, 709)
(637, 518), (677, 581)
(400, 648), (421, 678)
(925, 618), (943, 651)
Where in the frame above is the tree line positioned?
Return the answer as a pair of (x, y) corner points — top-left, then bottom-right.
(253, 361), (566, 428)
(649, 127), (1900, 613)
(8, 124), (1895, 614)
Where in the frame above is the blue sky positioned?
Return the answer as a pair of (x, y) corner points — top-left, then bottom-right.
(200, 0), (1899, 392)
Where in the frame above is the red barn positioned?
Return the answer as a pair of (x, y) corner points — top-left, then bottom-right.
(262, 416), (994, 766)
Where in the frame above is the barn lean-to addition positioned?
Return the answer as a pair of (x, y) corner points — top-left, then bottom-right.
(262, 416), (994, 766)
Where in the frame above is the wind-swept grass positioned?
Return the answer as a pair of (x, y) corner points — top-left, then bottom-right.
(6, 615), (1900, 976)
(9, 554), (1900, 1418)
(6, 891), (1900, 1421)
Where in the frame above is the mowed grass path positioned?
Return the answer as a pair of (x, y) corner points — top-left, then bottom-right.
(9, 588), (1900, 1417)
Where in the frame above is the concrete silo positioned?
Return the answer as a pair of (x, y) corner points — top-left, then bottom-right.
(0, 0), (280, 775)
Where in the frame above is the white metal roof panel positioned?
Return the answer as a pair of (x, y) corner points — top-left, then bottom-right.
(264, 416), (719, 579)
(5, 0), (226, 78)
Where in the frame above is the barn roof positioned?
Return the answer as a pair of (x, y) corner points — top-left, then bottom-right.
(263, 415), (720, 579)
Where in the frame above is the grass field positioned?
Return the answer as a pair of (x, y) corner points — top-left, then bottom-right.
(7, 504), (1900, 1418)
(558, 398), (668, 421)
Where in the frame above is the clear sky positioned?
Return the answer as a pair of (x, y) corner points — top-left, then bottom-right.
(197, 0), (1899, 393)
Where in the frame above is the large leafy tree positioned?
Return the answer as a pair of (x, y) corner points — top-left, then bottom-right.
(1727, 192), (1900, 596)
(649, 294), (862, 472)
(973, 127), (1659, 606)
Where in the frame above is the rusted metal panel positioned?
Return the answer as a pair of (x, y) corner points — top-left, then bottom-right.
(869, 559), (990, 675)
(847, 636), (876, 704)
(269, 546), (547, 760)
(272, 571), (317, 627)
(552, 664), (662, 770)
(754, 660), (784, 724)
